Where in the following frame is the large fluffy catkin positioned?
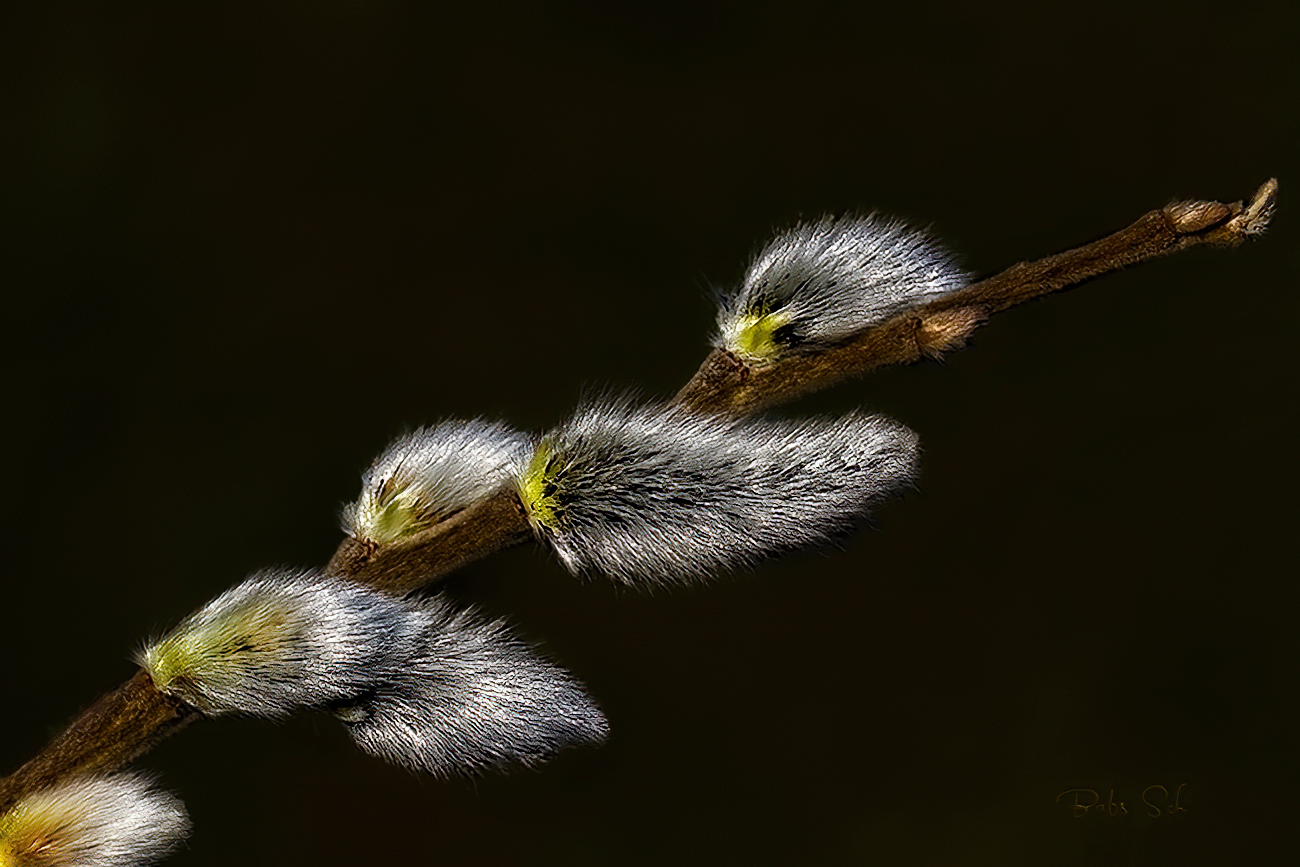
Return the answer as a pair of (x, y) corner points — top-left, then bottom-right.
(343, 419), (530, 544)
(338, 599), (609, 776)
(139, 570), (424, 716)
(141, 571), (607, 775)
(716, 213), (967, 361)
(517, 399), (920, 586)
(0, 774), (189, 867)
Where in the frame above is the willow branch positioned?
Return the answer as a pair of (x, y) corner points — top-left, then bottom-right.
(325, 487), (533, 593)
(0, 490), (533, 814)
(0, 673), (196, 815)
(673, 178), (1278, 414)
(0, 178), (1275, 815)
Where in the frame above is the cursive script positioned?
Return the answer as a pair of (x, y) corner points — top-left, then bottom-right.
(1055, 784), (1188, 818)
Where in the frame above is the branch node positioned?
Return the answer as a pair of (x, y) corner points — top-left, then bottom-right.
(916, 306), (989, 360)
(1163, 199), (1233, 233)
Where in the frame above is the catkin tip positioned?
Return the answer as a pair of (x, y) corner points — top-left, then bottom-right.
(338, 598), (608, 776)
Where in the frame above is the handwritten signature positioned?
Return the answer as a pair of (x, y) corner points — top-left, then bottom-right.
(1055, 784), (1188, 818)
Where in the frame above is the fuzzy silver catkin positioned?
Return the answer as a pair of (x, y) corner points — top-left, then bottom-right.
(716, 214), (968, 360)
(0, 774), (189, 867)
(343, 419), (531, 544)
(139, 570), (425, 716)
(338, 598), (609, 776)
(518, 399), (920, 585)
(140, 571), (607, 776)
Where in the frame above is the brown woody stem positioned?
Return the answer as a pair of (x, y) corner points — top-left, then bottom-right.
(325, 486), (534, 593)
(673, 179), (1277, 415)
(0, 672), (197, 814)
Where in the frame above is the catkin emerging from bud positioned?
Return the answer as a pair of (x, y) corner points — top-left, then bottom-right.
(140, 570), (423, 716)
(517, 399), (920, 585)
(0, 775), (189, 867)
(338, 600), (609, 776)
(717, 214), (967, 361)
(343, 419), (530, 544)
(139, 571), (606, 775)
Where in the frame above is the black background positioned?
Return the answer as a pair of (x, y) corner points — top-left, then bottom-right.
(2, 3), (1296, 864)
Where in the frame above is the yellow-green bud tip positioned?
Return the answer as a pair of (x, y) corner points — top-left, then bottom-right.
(518, 442), (559, 528)
(723, 310), (790, 362)
(353, 480), (435, 545)
(1, 799), (49, 867)
(0, 776), (190, 867)
(0, 814), (18, 867)
(142, 599), (290, 704)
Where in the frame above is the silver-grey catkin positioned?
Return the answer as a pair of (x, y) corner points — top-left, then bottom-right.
(139, 570), (424, 717)
(0, 774), (190, 867)
(140, 570), (606, 775)
(716, 213), (968, 360)
(518, 399), (920, 586)
(342, 419), (530, 544)
(338, 598), (609, 776)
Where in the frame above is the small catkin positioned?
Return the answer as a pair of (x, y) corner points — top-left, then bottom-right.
(0, 774), (189, 867)
(717, 213), (968, 361)
(343, 419), (530, 544)
(139, 570), (424, 716)
(517, 398), (920, 586)
(338, 598), (609, 776)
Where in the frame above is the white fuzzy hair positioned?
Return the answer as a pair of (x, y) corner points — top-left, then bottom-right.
(342, 419), (530, 543)
(338, 599), (609, 777)
(140, 571), (607, 775)
(0, 774), (189, 867)
(139, 570), (425, 716)
(521, 398), (920, 586)
(716, 213), (967, 357)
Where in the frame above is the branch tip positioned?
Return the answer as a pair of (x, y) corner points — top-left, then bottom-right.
(1166, 177), (1278, 246)
(1236, 177), (1278, 237)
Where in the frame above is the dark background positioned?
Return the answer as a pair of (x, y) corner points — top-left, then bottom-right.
(2, 3), (1296, 864)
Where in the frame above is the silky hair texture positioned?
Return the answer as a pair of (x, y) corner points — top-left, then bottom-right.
(139, 570), (425, 716)
(140, 571), (607, 775)
(716, 214), (967, 360)
(338, 600), (609, 776)
(517, 399), (920, 585)
(0, 774), (189, 867)
(342, 419), (530, 544)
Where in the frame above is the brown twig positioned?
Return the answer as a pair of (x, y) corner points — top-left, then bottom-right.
(324, 486), (533, 593)
(673, 179), (1278, 414)
(0, 673), (196, 815)
(0, 178), (1275, 816)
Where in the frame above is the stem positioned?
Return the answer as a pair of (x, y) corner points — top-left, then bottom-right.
(0, 672), (196, 814)
(325, 486), (534, 593)
(674, 179), (1277, 414)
